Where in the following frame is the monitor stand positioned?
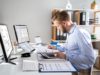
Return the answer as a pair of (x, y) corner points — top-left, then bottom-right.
(8, 57), (17, 65)
(1, 57), (17, 65)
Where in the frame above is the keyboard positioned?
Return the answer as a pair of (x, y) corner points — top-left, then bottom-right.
(39, 61), (76, 72)
(36, 46), (51, 53)
(22, 60), (38, 71)
(19, 42), (35, 52)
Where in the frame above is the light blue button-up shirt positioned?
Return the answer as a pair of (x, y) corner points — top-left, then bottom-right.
(57, 24), (95, 70)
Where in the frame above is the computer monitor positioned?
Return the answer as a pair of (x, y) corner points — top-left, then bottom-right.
(0, 25), (13, 63)
(13, 25), (30, 44)
(0, 43), (3, 57)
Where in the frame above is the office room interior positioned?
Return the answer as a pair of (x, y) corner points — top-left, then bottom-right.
(0, 0), (100, 75)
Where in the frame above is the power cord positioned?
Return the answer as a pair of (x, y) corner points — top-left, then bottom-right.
(0, 55), (4, 64)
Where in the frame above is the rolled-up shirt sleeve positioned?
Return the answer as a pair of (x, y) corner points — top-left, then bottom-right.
(56, 43), (68, 52)
(56, 46), (65, 52)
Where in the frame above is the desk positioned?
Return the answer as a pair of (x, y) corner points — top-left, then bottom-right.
(0, 46), (76, 75)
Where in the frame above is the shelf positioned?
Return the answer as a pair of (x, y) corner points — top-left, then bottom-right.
(92, 39), (100, 42)
(62, 9), (100, 12)
(52, 40), (66, 43)
(93, 67), (100, 71)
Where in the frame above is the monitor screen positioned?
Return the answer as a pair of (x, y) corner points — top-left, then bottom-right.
(0, 25), (13, 58)
(14, 25), (30, 44)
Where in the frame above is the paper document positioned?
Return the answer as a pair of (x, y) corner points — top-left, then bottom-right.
(39, 61), (76, 72)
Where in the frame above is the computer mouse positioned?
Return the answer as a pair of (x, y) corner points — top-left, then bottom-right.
(21, 53), (31, 58)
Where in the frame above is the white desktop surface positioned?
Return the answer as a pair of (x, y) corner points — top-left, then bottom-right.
(0, 45), (76, 75)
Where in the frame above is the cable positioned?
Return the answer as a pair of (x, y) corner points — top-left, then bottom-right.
(0, 55), (3, 57)
(0, 60), (3, 64)
(0, 56), (4, 64)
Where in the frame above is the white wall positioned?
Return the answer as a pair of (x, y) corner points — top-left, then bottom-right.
(0, 0), (100, 43)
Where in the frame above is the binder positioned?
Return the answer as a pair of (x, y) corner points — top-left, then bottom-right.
(63, 33), (67, 40)
(52, 26), (57, 40)
(56, 29), (60, 40)
(80, 12), (86, 25)
(60, 31), (63, 40)
(73, 11), (81, 25)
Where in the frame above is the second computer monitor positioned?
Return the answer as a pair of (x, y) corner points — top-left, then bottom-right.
(13, 25), (30, 44)
(0, 43), (3, 57)
(0, 25), (13, 62)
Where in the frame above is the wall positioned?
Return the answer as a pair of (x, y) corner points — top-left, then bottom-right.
(0, 0), (100, 43)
